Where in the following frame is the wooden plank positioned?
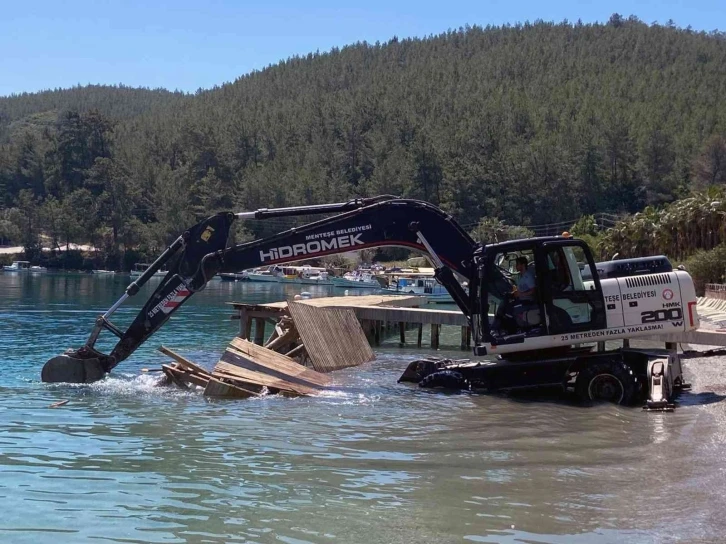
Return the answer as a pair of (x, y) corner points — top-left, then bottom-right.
(228, 338), (330, 387)
(265, 317), (291, 347)
(162, 364), (189, 389)
(204, 376), (260, 398)
(175, 369), (210, 388)
(214, 361), (319, 396)
(159, 346), (211, 377)
(265, 325), (299, 352)
(287, 302), (375, 373)
(161, 363), (211, 389)
(285, 344), (306, 358)
(211, 338), (330, 396)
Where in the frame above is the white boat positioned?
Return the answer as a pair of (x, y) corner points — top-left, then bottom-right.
(382, 275), (454, 303)
(92, 269), (115, 275)
(247, 266), (280, 282)
(299, 273), (332, 285)
(219, 272), (249, 282)
(292, 266), (332, 285)
(331, 271), (381, 288)
(246, 265), (333, 285)
(129, 263), (168, 277)
(3, 261), (46, 272)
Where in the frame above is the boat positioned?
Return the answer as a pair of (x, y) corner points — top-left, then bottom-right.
(92, 269), (115, 275)
(129, 263), (168, 277)
(246, 265), (333, 285)
(247, 266), (281, 282)
(330, 271), (382, 288)
(290, 266), (332, 285)
(382, 275), (455, 303)
(298, 271), (332, 285)
(219, 272), (249, 282)
(3, 261), (46, 272)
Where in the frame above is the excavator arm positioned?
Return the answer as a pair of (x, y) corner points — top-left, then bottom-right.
(41, 197), (477, 383)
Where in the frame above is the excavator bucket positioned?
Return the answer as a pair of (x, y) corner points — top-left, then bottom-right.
(41, 354), (107, 384)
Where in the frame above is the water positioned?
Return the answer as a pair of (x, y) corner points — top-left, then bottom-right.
(1, 273), (726, 543)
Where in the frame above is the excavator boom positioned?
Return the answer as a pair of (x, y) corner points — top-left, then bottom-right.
(41, 197), (477, 383)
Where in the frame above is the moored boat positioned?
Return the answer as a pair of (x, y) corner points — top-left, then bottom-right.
(247, 266), (281, 282)
(382, 275), (455, 303)
(330, 271), (381, 289)
(2, 261), (46, 272)
(219, 272), (249, 282)
(130, 263), (168, 277)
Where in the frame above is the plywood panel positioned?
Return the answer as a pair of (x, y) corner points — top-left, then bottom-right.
(287, 302), (375, 372)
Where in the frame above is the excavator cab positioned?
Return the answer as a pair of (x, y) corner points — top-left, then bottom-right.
(471, 237), (607, 354)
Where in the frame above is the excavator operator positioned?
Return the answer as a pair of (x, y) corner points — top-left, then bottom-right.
(513, 257), (536, 300)
(491, 256), (539, 337)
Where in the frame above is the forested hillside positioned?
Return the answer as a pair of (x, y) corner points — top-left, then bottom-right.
(1, 16), (725, 268)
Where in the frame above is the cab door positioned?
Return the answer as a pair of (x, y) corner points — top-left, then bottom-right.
(540, 241), (606, 335)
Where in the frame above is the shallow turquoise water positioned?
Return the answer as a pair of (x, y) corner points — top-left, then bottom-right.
(1, 272), (726, 544)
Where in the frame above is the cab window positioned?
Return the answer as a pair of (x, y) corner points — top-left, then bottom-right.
(544, 243), (603, 332)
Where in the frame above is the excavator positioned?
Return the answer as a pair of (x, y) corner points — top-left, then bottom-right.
(41, 196), (700, 408)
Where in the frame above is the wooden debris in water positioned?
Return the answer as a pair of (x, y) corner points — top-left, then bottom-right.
(158, 294), (381, 399)
(157, 342), (329, 399)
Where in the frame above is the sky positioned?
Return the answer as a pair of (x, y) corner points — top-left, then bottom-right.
(1, 0), (724, 97)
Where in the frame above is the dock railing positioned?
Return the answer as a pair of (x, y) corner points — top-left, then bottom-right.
(706, 284), (726, 300)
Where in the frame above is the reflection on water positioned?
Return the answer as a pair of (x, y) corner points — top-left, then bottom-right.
(0, 273), (725, 543)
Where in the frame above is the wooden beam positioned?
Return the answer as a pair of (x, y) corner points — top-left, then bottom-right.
(244, 314), (253, 340)
(265, 325), (299, 352)
(238, 309), (248, 338)
(253, 318), (266, 345)
(204, 377), (260, 398)
(285, 344), (306, 358)
(159, 346), (211, 377)
(162, 364), (189, 389)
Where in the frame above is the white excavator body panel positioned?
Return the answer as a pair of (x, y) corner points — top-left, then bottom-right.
(485, 271), (699, 356)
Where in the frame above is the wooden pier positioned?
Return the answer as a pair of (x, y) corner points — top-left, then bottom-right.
(230, 294), (473, 350)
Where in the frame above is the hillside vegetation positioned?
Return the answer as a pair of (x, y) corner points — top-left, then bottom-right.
(1, 16), (725, 268)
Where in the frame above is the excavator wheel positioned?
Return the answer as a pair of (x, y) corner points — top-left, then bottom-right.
(41, 355), (106, 384)
(419, 370), (468, 391)
(574, 360), (638, 405)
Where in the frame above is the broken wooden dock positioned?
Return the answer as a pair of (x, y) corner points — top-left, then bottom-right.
(230, 294), (472, 350)
(159, 340), (333, 398)
(159, 296), (382, 397)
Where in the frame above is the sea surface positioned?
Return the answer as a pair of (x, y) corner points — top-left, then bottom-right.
(1, 272), (726, 544)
